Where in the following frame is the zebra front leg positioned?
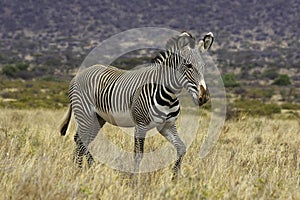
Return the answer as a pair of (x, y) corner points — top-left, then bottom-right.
(133, 126), (146, 173)
(157, 123), (186, 180)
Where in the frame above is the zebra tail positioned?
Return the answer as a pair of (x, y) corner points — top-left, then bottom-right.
(59, 104), (72, 136)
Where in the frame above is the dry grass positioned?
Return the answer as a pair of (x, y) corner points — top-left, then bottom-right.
(0, 109), (299, 199)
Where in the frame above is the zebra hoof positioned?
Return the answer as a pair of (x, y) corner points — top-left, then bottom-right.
(171, 172), (179, 182)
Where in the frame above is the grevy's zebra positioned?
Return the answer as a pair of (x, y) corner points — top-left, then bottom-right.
(60, 31), (214, 179)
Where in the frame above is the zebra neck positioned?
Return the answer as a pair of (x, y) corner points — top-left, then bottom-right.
(153, 63), (183, 95)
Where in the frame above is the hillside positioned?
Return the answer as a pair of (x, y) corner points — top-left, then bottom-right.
(0, 0), (299, 72)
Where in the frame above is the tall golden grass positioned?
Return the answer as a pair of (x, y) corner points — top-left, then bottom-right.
(0, 109), (299, 199)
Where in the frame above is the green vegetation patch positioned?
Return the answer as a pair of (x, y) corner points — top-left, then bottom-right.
(0, 79), (69, 109)
(222, 73), (240, 87)
(234, 99), (281, 116)
(281, 103), (300, 110)
(244, 88), (274, 100)
(1, 63), (30, 79)
(272, 74), (291, 86)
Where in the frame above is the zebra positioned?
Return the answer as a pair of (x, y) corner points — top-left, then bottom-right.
(59, 31), (214, 179)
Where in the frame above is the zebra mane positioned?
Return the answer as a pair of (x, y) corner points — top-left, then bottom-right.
(152, 50), (172, 64)
(152, 31), (195, 64)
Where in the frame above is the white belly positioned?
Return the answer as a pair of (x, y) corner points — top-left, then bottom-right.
(97, 110), (135, 127)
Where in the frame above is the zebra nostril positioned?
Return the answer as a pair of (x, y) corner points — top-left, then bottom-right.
(198, 94), (209, 106)
(199, 97), (203, 103)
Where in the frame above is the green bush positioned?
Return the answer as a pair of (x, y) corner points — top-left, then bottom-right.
(1, 65), (18, 78)
(222, 73), (240, 87)
(15, 63), (29, 71)
(0, 63), (30, 78)
(272, 74), (291, 86)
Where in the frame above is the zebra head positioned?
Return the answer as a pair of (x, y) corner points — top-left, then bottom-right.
(168, 31), (214, 106)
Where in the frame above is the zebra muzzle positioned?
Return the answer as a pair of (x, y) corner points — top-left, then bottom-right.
(198, 85), (210, 106)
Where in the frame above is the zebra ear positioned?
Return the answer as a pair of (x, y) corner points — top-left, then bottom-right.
(178, 31), (195, 49)
(166, 32), (195, 50)
(198, 32), (214, 52)
(166, 32), (195, 51)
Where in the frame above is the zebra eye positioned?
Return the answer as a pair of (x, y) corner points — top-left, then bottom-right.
(186, 63), (193, 69)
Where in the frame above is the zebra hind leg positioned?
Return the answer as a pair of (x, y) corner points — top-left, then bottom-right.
(73, 113), (106, 168)
(84, 113), (106, 168)
(73, 131), (95, 168)
(73, 131), (85, 168)
(85, 151), (94, 167)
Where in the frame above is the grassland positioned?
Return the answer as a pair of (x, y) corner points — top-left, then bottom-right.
(0, 108), (299, 199)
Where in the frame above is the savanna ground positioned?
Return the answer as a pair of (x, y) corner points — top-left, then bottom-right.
(0, 108), (299, 199)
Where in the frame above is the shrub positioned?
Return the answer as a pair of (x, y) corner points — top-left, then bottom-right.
(1, 65), (18, 78)
(15, 63), (29, 71)
(222, 73), (240, 87)
(272, 74), (291, 86)
(0, 63), (30, 78)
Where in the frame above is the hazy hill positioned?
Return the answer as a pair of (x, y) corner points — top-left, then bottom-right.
(0, 0), (299, 78)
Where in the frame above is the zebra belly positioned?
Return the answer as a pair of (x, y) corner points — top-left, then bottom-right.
(97, 110), (136, 127)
